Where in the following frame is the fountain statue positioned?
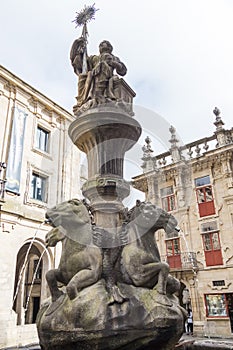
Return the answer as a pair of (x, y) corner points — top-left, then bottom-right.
(36, 5), (186, 349)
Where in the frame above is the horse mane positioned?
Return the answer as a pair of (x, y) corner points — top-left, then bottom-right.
(128, 201), (179, 237)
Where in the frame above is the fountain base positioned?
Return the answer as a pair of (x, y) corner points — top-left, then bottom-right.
(37, 281), (185, 350)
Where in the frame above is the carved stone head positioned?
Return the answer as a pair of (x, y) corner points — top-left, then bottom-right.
(45, 199), (93, 245)
(99, 40), (113, 54)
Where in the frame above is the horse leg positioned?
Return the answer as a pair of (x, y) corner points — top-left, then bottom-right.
(122, 247), (163, 288)
(153, 262), (173, 307)
(66, 250), (102, 300)
(129, 261), (169, 293)
(66, 268), (100, 300)
(155, 262), (169, 295)
(46, 269), (64, 302)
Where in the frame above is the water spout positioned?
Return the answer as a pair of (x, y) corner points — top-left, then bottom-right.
(179, 229), (197, 273)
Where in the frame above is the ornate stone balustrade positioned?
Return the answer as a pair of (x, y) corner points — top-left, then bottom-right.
(141, 109), (233, 172)
(161, 252), (198, 271)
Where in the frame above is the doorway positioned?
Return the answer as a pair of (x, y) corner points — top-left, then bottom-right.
(32, 296), (40, 323)
(226, 293), (233, 333)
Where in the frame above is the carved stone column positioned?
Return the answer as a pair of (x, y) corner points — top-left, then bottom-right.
(68, 105), (141, 229)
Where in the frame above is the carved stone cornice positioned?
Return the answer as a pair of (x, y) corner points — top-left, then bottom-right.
(28, 96), (38, 110)
(132, 176), (148, 193)
(3, 82), (17, 94)
(160, 168), (176, 182)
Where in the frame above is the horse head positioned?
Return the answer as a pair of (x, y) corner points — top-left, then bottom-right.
(129, 201), (179, 237)
(45, 199), (93, 245)
(155, 208), (180, 237)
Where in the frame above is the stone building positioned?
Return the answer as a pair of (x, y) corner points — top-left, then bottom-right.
(0, 65), (81, 348)
(132, 109), (233, 338)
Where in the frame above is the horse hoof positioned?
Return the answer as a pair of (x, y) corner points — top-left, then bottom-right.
(45, 294), (66, 316)
(66, 285), (77, 300)
(108, 286), (128, 305)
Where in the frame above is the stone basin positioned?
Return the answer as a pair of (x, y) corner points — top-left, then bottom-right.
(37, 280), (185, 350)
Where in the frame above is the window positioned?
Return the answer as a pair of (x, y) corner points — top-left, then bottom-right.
(205, 294), (227, 317)
(161, 186), (176, 212)
(166, 238), (181, 268)
(195, 175), (215, 217)
(201, 221), (223, 266)
(195, 175), (210, 187)
(30, 172), (47, 202)
(33, 259), (42, 280)
(36, 126), (49, 152)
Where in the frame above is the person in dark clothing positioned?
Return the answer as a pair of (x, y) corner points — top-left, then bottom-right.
(187, 309), (193, 335)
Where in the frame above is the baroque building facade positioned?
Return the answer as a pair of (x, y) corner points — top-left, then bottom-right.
(0, 65), (81, 348)
(132, 109), (233, 338)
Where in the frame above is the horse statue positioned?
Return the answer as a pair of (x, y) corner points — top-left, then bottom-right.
(120, 201), (180, 305)
(45, 199), (102, 302)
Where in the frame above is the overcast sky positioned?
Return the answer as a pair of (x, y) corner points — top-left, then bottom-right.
(1, 0), (233, 149)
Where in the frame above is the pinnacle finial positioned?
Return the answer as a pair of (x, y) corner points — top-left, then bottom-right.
(169, 125), (179, 145)
(141, 136), (157, 172)
(213, 106), (224, 132)
(145, 136), (151, 147)
(213, 107), (220, 117)
(169, 125), (176, 135)
(169, 125), (181, 162)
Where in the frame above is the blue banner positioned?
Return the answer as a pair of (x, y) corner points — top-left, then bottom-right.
(5, 107), (27, 194)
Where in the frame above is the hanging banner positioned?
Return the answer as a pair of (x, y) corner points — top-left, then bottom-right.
(5, 107), (27, 194)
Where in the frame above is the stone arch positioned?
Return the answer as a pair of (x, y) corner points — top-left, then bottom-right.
(12, 238), (53, 325)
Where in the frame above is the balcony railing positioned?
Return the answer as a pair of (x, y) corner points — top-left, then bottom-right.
(161, 252), (198, 271)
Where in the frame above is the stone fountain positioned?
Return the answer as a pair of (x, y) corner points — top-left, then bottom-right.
(36, 6), (186, 350)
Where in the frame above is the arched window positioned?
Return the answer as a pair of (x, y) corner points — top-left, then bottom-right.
(12, 240), (51, 325)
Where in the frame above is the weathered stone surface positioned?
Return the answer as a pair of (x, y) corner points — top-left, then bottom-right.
(37, 280), (184, 350)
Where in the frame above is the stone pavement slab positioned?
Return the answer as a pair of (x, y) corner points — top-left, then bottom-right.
(176, 334), (233, 349)
(4, 336), (233, 350)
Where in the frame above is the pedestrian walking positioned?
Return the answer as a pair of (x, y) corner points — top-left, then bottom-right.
(187, 309), (193, 335)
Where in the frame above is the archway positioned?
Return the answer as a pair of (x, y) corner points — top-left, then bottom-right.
(13, 239), (52, 325)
